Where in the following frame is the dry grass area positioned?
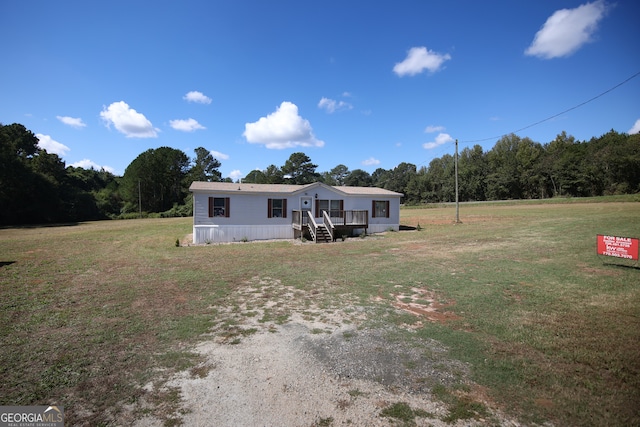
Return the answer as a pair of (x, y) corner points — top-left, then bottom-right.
(1, 199), (639, 426)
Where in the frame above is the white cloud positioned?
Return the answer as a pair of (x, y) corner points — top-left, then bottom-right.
(183, 91), (212, 104)
(423, 132), (454, 149)
(36, 134), (70, 156)
(318, 97), (353, 113)
(229, 170), (243, 181)
(170, 118), (206, 132)
(210, 150), (229, 160)
(425, 125), (445, 133)
(362, 157), (380, 166)
(525, 0), (608, 59)
(69, 159), (115, 173)
(629, 119), (640, 135)
(100, 101), (158, 138)
(57, 116), (86, 128)
(393, 47), (451, 76)
(243, 101), (325, 149)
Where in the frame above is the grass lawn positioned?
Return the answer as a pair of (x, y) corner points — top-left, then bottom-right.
(1, 196), (639, 426)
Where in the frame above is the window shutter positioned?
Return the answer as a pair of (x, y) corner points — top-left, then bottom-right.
(315, 202), (319, 218)
(339, 200), (344, 211)
(225, 197), (230, 217)
(385, 200), (390, 218)
(371, 200), (376, 218)
(208, 197), (213, 217)
(283, 199), (287, 218)
(268, 199), (272, 218)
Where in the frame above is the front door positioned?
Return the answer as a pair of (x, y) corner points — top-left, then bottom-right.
(300, 197), (313, 214)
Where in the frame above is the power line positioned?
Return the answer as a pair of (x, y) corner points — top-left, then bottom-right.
(405, 70), (639, 170)
(460, 69), (640, 144)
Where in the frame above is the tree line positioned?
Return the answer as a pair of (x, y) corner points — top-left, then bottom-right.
(242, 130), (640, 203)
(1, 123), (638, 225)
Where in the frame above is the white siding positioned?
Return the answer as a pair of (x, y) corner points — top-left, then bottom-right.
(193, 224), (293, 244)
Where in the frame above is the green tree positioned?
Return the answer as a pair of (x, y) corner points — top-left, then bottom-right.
(281, 152), (319, 184)
(121, 147), (189, 213)
(328, 164), (350, 185)
(264, 164), (285, 184)
(588, 130), (640, 195)
(344, 169), (372, 187)
(384, 162), (416, 194)
(541, 132), (593, 197)
(515, 138), (545, 198)
(486, 134), (523, 200)
(458, 145), (487, 201)
(371, 168), (391, 188)
(64, 166), (120, 219)
(243, 169), (267, 183)
(405, 166), (432, 204)
(426, 155), (455, 202)
(187, 147), (221, 183)
(0, 123), (67, 224)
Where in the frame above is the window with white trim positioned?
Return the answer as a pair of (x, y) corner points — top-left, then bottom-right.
(315, 199), (343, 217)
(208, 197), (230, 217)
(268, 198), (287, 218)
(372, 200), (389, 218)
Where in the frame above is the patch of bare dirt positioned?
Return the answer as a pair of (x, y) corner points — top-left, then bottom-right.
(389, 287), (461, 327)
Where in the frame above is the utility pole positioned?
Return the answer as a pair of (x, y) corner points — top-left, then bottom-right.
(454, 139), (462, 224)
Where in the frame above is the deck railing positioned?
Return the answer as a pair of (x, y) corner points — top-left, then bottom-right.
(291, 210), (308, 230)
(328, 210), (368, 227)
(292, 210), (368, 229)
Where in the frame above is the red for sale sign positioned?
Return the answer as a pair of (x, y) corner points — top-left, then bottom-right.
(597, 235), (639, 260)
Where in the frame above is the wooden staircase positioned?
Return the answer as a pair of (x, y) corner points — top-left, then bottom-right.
(292, 209), (368, 244)
(314, 224), (333, 243)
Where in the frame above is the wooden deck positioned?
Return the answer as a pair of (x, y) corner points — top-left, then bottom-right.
(292, 210), (368, 242)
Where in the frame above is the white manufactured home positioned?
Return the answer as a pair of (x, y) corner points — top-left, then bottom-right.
(190, 181), (403, 243)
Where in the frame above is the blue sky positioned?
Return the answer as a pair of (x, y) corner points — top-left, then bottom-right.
(1, 1), (639, 180)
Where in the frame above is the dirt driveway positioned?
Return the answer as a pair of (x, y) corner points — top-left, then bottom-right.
(132, 277), (522, 426)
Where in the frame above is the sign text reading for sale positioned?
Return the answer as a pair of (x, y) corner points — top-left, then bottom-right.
(597, 235), (639, 260)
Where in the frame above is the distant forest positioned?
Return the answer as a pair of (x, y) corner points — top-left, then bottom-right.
(1, 122), (639, 225)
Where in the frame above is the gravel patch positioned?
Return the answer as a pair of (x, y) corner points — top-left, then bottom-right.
(131, 277), (523, 426)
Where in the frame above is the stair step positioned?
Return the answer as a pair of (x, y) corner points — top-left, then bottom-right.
(314, 225), (332, 243)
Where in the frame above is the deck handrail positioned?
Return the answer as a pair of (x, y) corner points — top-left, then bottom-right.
(306, 211), (318, 241)
(322, 210), (335, 241)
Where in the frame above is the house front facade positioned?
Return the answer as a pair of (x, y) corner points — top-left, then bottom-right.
(190, 181), (403, 243)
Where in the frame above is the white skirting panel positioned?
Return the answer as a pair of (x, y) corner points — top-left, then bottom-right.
(193, 225), (294, 244)
(367, 224), (399, 233)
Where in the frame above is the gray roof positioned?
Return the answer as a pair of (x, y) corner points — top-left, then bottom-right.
(189, 181), (403, 197)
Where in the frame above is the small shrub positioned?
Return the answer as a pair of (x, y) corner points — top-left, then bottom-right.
(175, 238), (180, 247)
(416, 223), (422, 231)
